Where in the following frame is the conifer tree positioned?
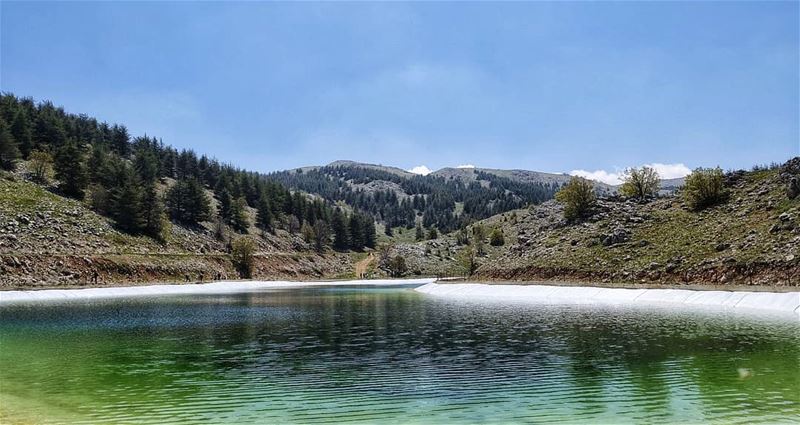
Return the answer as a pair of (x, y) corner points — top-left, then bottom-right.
(230, 196), (250, 233)
(364, 217), (377, 249)
(54, 140), (88, 198)
(166, 179), (211, 225)
(0, 118), (20, 170)
(110, 167), (145, 234)
(313, 219), (330, 252)
(415, 222), (425, 241)
(9, 110), (32, 157)
(141, 182), (167, 241)
(256, 192), (273, 232)
(332, 208), (349, 250)
(218, 188), (233, 223)
(110, 124), (130, 157)
(349, 213), (365, 250)
(34, 110), (67, 150)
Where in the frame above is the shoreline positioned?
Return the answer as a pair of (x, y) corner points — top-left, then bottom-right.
(435, 276), (800, 293)
(0, 278), (436, 304)
(415, 282), (800, 316)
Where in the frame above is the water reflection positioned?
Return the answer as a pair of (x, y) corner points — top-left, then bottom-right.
(1, 285), (799, 424)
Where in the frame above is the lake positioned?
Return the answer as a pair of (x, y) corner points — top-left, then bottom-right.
(1, 282), (798, 424)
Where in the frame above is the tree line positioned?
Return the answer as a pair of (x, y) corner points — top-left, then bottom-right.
(0, 93), (374, 252)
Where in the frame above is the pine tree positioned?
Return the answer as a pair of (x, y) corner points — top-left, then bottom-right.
(34, 111), (67, 150)
(0, 118), (20, 170)
(349, 213), (365, 250)
(88, 144), (109, 184)
(110, 167), (145, 233)
(332, 208), (349, 250)
(364, 217), (377, 248)
(110, 124), (130, 157)
(9, 110), (32, 157)
(166, 179), (211, 225)
(230, 196), (250, 233)
(218, 188), (233, 223)
(141, 182), (167, 241)
(54, 140), (88, 198)
(134, 149), (159, 184)
(313, 220), (330, 252)
(256, 192), (273, 232)
(415, 222), (425, 241)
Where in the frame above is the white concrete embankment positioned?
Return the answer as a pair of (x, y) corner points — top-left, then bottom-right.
(415, 282), (800, 317)
(0, 278), (436, 304)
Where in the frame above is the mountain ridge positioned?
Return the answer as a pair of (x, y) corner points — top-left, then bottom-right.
(288, 160), (679, 192)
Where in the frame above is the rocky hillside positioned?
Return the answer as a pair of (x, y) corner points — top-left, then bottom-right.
(432, 166), (616, 195)
(0, 172), (354, 289)
(387, 158), (800, 288)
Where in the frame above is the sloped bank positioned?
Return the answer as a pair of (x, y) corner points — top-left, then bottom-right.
(415, 282), (800, 317)
(0, 252), (355, 289)
(0, 278), (436, 304)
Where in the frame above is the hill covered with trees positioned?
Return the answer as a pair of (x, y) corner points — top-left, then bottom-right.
(0, 94), (382, 286)
(270, 162), (561, 234)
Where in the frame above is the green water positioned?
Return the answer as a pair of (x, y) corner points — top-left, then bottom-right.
(1, 284), (798, 424)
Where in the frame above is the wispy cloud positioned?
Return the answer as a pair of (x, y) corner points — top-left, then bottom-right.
(456, 164), (475, 169)
(408, 165), (432, 175)
(570, 163), (691, 185)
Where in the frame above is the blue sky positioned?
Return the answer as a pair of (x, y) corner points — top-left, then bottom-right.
(1, 1), (797, 182)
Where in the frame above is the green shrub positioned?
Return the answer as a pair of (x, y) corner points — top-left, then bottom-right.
(28, 150), (53, 183)
(231, 236), (256, 278)
(555, 177), (596, 221)
(683, 167), (727, 210)
(620, 166), (660, 199)
(388, 255), (407, 277)
(457, 245), (479, 276)
(490, 227), (505, 246)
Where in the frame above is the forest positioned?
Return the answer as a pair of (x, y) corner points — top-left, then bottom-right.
(0, 94), (375, 252)
(270, 165), (560, 232)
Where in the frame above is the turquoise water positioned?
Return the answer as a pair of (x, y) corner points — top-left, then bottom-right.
(1, 284), (799, 424)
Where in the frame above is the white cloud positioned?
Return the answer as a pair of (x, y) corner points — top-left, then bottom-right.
(456, 164), (476, 169)
(408, 165), (432, 175)
(644, 163), (692, 179)
(570, 169), (625, 185)
(570, 163), (691, 185)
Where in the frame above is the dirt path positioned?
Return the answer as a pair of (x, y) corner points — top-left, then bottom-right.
(354, 253), (374, 278)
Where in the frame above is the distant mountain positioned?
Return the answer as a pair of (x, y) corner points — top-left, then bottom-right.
(270, 161), (563, 232)
(273, 161), (690, 232)
(432, 166), (617, 195)
(326, 160), (415, 177)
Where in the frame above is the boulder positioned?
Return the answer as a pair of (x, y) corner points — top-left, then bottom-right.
(788, 177), (800, 200)
(601, 228), (629, 246)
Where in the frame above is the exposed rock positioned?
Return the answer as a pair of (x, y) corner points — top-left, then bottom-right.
(601, 228), (629, 246)
(788, 177), (799, 199)
(715, 243), (730, 252)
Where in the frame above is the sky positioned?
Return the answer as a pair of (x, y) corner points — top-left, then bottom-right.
(1, 1), (798, 183)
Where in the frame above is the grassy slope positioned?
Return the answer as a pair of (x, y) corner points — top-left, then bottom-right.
(394, 163), (800, 286)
